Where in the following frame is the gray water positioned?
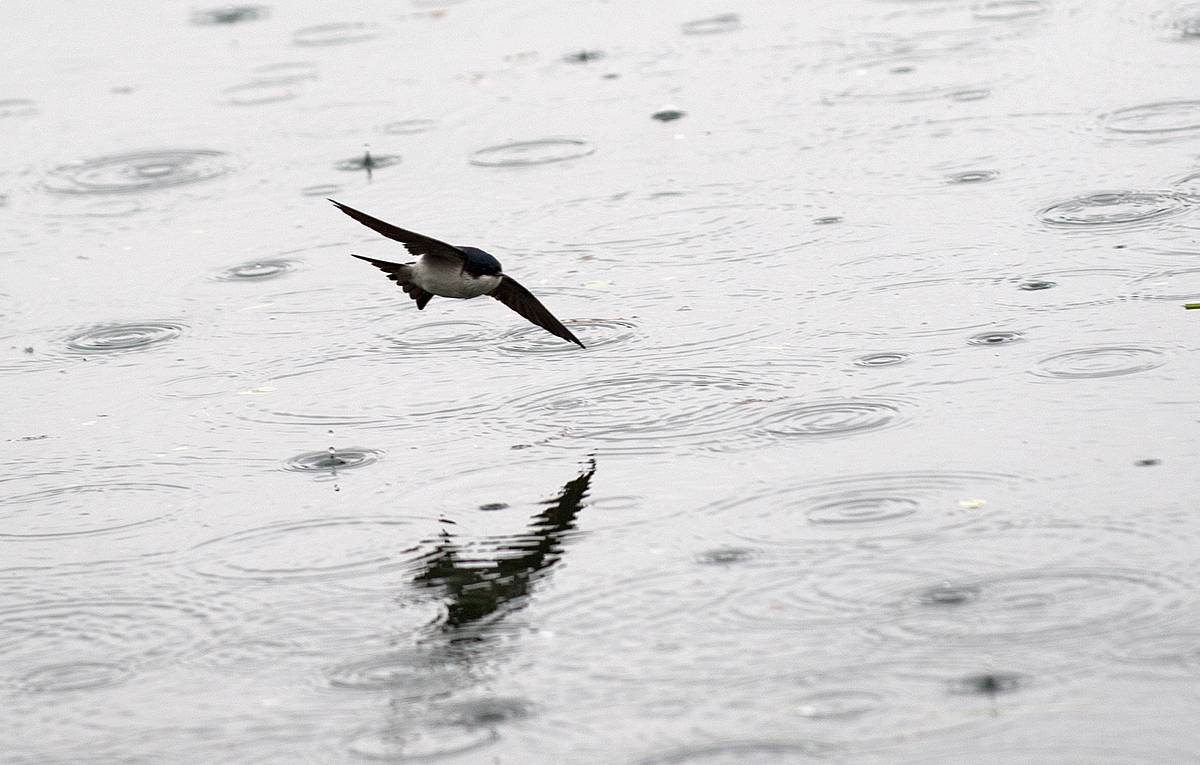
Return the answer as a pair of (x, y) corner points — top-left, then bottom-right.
(3, 0), (1200, 762)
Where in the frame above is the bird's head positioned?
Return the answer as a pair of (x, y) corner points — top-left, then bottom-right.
(458, 246), (503, 277)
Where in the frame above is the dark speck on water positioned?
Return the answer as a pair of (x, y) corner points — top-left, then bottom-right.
(1018, 280), (1056, 291)
(949, 672), (1028, 696)
(563, 50), (605, 63)
(652, 109), (686, 122)
(478, 502), (509, 511)
(192, 5), (268, 25)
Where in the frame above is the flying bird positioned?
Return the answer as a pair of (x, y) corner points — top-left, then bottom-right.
(330, 200), (584, 348)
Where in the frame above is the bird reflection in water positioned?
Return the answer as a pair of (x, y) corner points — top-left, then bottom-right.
(413, 458), (596, 639)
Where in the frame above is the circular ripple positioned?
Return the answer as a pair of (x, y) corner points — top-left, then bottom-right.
(64, 321), (184, 353)
(1126, 267), (1200, 301)
(0, 98), (37, 118)
(189, 517), (427, 583)
(994, 268), (1138, 312)
(972, 0), (1046, 20)
(501, 372), (782, 452)
(946, 169), (998, 184)
(854, 352), (910, 367)
(223, 78), (305, 106)
(19, 661), (130, 692)
(469, 139), (595, 167)
(1104, 101), (1200, 135)
(793, 690), (883, 719)
(967, 330), (1023, 346)
(883, 569), (1182, 644)
(283, 448), (380, 474)
(215, 259), (297, 281)
(756, 399), (904, 439)
(640, 741), (823, 764)
(376, 320), (495, 354)
(495, 319), (636, 355)
(708, 471), (1017, 546)
(1031, 346), (1167, 379)
(680, 13), (742, 35)
(45, 149), (233, 194)
(293, 22), (383, 46)
(1109, 631), (1200, 672)
(302, 183), (341, 196)
(728, 527), (1187, 645)
(327, 649), (472, 693)
(347, 725), (498, 761)
(192, 5), (268, 24)
(0, 598), (213, 668)
(1037, 191), (1190, 228)
(0, 482), (190, 538)
(383, 119), (436, 135)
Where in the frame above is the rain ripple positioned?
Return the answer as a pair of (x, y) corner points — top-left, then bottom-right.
(1030, 346), (1167, 380)
(214, 258), (297, 281)
(1126, 267), (1200, 301)
(495, 319), (637, 355)
(383, 119), (437, 135)
(44, 149), (234, 194)
(347, 726), (498, 761)
(0, 597), (217, 683)
(18, 661), (131, 692)
(680, 13), (742, 35)
(282, 447), (381, 474)
(0, 98), (38, 118)
(0, 481), (191, 538)
(468, 139), (595, 167)
(500, 372), (774, 452)
(706, 470), (1020, 546)
(499, 375), (903, 452)
(64, 321), (184, 354)
(293, 22), (384, 46)
(1103, 100), (1200, 136)
(1038, 191), (1192, 229)
(638, 741), (823, 764)
(754, 398), (907, 440)
(972, 0), (1047, 20)
(326, 647), (473, 693)
(853, 352), (911, 367)
(966, 330), (1023, 346)
(188, 516), (429, 583)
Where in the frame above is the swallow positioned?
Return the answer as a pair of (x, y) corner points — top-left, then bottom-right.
(330, 200), (584, 348)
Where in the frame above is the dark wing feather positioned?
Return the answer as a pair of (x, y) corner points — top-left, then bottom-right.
(351, 254), (435, 310)
(490, 275), (585, 348)
(330, 199), (464, 265)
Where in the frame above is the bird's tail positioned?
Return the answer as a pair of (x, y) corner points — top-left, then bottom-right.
(351, 253), (406, 269)
(350, 255), (432, 309)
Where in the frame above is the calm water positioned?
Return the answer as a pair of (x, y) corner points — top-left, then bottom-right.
(3, 0), (1200, 762)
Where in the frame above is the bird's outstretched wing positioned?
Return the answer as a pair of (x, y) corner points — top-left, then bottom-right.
(330, 200), (464, 266)
(351, 254), (434, 309)
(490, 275), (585, 348)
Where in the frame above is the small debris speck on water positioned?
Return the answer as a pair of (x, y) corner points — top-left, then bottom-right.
(652, 109), (686, 122)
(564, 50), (605, 63)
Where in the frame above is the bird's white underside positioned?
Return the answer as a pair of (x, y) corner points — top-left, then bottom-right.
(411, 256), (501, 299)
